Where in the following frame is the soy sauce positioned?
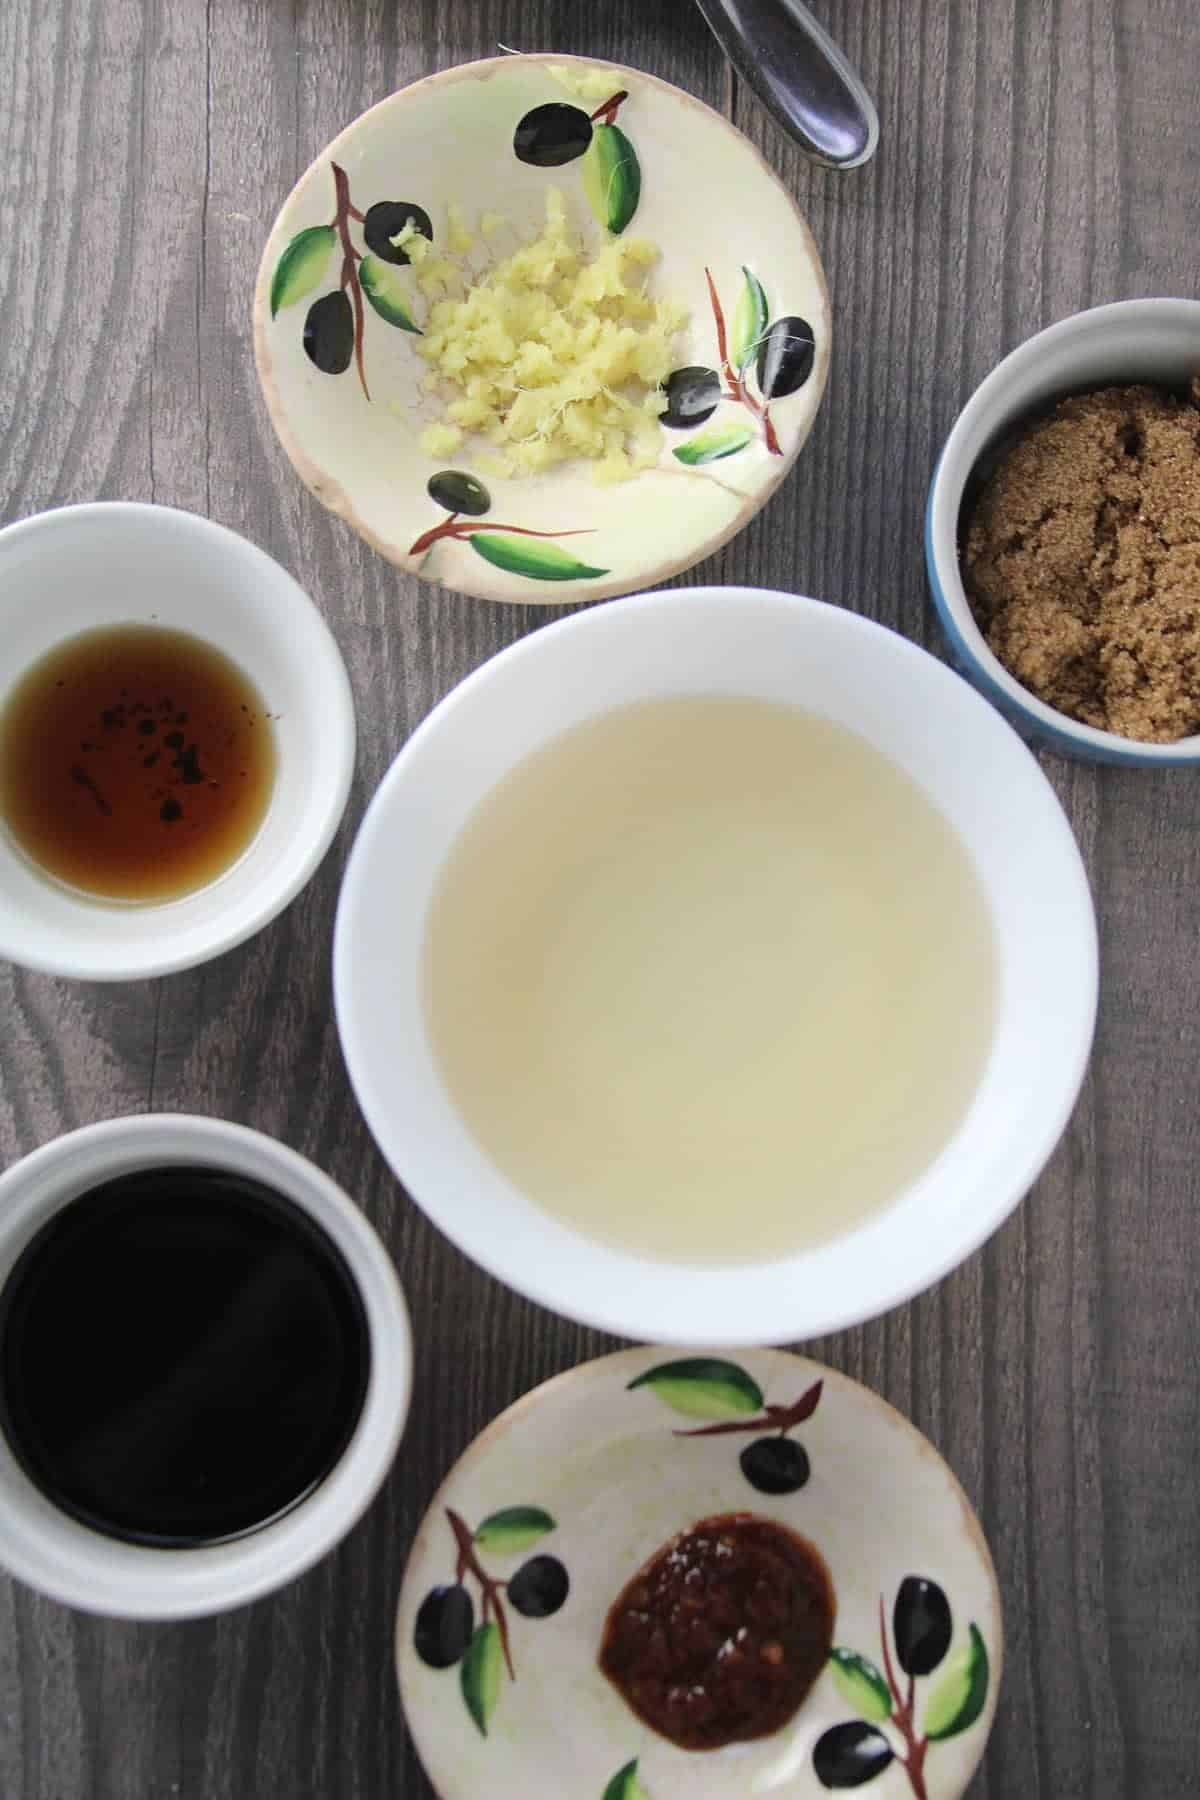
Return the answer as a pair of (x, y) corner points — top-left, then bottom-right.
(0, 1169), (370, 1547)
(0, 624), (276, 901)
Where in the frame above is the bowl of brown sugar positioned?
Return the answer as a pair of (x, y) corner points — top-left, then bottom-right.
(926, 298), (1200, 764)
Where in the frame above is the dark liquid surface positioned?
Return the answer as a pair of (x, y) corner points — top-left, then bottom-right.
(0, 1168), (370, 1546)
(0, 624), (276, 901)
(599, 1512), (835, 1751)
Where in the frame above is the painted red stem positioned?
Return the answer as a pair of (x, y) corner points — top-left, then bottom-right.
(878, 1595), (929, 1800)
(446, 1508), (515, 1679)
(407, 518), (595, 557)
(331, 162), (369, 400)
(673, 1379), (823, 1439)
(589, 89), (629, 126)
(704, 266), (782, 456)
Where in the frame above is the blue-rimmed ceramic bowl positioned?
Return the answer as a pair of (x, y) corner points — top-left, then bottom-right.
(926, 298), (1200, 766)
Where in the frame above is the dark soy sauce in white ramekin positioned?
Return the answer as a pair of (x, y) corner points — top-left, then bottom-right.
(0, 1168), (370, 1547)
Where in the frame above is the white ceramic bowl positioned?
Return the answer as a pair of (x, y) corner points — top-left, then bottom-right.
(926, 297), (1200, 765)
(254, 54), (830, 604)
(0, 1114), (412, 1619)
(0, 502), (355, 979)
(334, 587), (1098, 1345)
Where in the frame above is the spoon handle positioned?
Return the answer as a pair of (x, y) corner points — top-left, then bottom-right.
(692, 0), (879, 170)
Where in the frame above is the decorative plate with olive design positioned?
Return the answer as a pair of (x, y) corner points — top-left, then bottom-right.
(253, 55), (830, 604)
(395, 1347), (1002, 1797)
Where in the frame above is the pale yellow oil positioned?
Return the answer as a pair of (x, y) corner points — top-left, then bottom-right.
(423, 697), (997, 1263)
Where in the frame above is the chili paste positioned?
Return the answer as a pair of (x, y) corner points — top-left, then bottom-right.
(598, 1512), (835, 1751)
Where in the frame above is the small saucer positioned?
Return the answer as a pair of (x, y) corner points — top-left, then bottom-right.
(396, 1347), (1001, 1798)
(254, 55), (830, 604)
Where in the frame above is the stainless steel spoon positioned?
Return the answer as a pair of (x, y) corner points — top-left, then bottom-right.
(691, 0), (879, 169)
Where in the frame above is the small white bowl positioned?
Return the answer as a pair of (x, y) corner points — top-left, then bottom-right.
(926, 297), (1200, 765)
(0, 502), (356, 979)
(0, 1114), (412, 1620)
(334, 586), (1098, 1345)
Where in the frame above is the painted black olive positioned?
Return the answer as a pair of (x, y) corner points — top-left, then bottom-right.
(303, 290), (354, 374)
(755, 315), (816, 399)
(363, 200), (434, 265)
(413, 1582), (474, 1668)
(427, 470), (491, 516)
(514, 103), (594, 167)
(507, 1554), (569, 1619)
(659, 365), (722, 429)
(893, 1575), (953, 1676)
(739, 1436), (811, 1495)
(812, 1721), (895, 1788)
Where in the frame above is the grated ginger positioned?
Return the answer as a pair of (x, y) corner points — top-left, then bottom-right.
(410, 189), (686, 483)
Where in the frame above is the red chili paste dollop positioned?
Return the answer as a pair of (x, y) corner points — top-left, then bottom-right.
(598, 1512), (835, 1751)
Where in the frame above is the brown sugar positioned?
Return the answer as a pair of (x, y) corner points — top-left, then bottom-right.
(962, 382), (1200, 742)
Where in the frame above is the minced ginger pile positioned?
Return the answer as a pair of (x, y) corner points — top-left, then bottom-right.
(399, 189), (686, 484)
(963, 383), (1200, 742)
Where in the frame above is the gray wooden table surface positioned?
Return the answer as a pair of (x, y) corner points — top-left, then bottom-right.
(2, 1), (1198, 1795)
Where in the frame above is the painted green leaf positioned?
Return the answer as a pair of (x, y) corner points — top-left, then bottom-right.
(359, 254), (421, 332)
(468, 534), (609, 581)
(828, 1647), (893, 1723)
(672, 423), (755, 466)
(923, 1623), (990, 1741)
(474, 1506), (556, 1554)
(460, 1621), (503, 1737)
(626, 1357), (763, 1419)
(582, 123), (641, 233)
(602, 1758), (649, 1800)
(270, 225), (337, 317)
(730, 267), (769, 372)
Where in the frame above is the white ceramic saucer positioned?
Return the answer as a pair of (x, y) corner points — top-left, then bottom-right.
(396, 1347), (1002, 1799)
(255, 55), (831, 603)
